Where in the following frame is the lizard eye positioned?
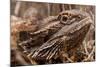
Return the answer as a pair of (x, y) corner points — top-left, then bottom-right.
(62, 16), (68, 22)
(57, 13), (68, 21)
(60, 15), (69, 24)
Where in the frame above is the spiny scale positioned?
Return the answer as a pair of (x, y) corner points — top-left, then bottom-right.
(31, 39), (62, 60)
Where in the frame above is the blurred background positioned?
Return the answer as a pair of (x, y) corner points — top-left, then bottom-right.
(11, 0), (95, 18)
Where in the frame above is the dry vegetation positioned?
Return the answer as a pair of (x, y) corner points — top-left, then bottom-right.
(11, 0), (95, 66)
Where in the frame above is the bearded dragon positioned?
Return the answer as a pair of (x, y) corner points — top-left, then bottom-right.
(19, 10), (92, 64)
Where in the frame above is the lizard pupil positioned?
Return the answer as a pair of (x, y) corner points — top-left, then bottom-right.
(62, 16), (68, 22)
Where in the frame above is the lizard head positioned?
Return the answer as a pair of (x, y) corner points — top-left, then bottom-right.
(52, 10), (92, 50)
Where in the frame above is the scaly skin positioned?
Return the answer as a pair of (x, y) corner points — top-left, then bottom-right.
(19, 10), (92, 64)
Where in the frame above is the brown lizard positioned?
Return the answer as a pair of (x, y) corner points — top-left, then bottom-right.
(25, 10), (92, 64)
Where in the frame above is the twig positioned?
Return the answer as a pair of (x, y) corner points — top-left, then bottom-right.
(62, 53), (74, 63)
(59, 4), (65, 12)
(82, 46), (95, 61)
(14, 1), (21, 16)
(83, 41), (89, 55)
(62, 4), (65, 11)
(47, 3), (50, 16)
(68, 4), (72, 10)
